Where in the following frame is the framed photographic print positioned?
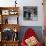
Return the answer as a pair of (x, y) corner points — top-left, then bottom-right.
(2, 16), (8, 24)
(9, 9), (17, 15)
(9, 10), (15, 15)
(2, 10), (9, 15)
(2, 16), (18, 24)
(8, 16), (17, 24)
(23, 6), (38, 21)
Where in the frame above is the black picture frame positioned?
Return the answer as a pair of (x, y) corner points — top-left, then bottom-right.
(23, 6), (38, 21)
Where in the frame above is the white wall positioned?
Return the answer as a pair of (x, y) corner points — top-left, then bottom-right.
(18, 0), (44, 26)
(0, 0), (15, 7)
(0, 0), (44, 26)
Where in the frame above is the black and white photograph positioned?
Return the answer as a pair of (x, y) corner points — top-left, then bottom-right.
(23, 6), (38, 21)
(2, 16), (17, 24)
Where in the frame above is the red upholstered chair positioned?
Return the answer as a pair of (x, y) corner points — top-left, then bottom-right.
(21, 28), (41, 46)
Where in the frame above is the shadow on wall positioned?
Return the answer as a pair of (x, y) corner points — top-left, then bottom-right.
(18, 26), (43, 44)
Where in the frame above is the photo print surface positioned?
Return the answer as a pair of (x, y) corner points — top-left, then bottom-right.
(23, 6), (38, 21)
